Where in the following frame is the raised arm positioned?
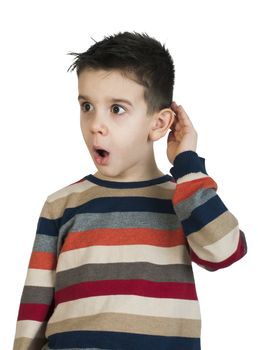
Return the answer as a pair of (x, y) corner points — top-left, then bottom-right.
(170, 150), (247, 271)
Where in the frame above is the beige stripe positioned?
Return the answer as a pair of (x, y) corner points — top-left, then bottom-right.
(57, 245), (191, 272)
(46, 313), (201, 338)
(48, 295), (201, 323)
(189, 226), (240, 262)
(25, 269), (55, 287)
(47, 179), (95, 202)
(13, 337), (46, 350)
(15, 320), (47, 339)
(158, 180), (176, 190)
(42, 180), (176, 219)
(177, 172), (208, 184)
(188, 210), (239, 247)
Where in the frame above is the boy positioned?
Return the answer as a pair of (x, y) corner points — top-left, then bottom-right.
(13, 31), (247, 350)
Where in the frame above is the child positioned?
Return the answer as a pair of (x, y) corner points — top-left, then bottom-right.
(13, 31), (247, 350)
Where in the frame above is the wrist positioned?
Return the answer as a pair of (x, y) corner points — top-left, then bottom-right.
(169, 151), (207, 181)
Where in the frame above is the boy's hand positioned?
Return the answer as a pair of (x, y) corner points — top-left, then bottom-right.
(166, 102), (198, 165)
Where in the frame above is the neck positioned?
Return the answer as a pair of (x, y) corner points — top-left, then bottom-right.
(94, 150), (164, 182)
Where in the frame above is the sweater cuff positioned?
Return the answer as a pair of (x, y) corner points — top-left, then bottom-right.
(169, 151), (207, 181)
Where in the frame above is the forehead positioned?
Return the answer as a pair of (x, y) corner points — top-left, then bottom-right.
(78, 69), (145, 104)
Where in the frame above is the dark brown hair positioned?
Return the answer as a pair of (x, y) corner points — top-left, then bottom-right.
(67, 31), (175, 116)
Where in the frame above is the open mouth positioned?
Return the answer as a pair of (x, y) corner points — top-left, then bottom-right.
(95, 148), (110, 158)
(96, 149), (109, 158)
(93, 146), (110, 165)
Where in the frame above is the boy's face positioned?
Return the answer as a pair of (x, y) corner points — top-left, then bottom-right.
(78, 69), (161, 181)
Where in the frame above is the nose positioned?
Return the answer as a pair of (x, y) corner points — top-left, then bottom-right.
(90, 113), (108, 135)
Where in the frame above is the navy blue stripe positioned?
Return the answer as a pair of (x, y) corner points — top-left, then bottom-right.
(37, 197), (177, 234)
(181, 194), (228, 236)
(48, 330), (201, 350)
(36, 217), (59, 237)
(85, 174), (173, 189)
(59, 197), (176, 228)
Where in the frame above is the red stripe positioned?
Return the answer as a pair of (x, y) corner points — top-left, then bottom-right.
(190, 230), (247, 271)
(61, 227), (186, 252)
(173, 177), (217, 205)
(17, 303), (51, 321)
(29, 251), (56, 270)
(55, 280), (198, 305)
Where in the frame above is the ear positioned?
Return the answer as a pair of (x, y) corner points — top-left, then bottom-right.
(148, 108), (175, 142)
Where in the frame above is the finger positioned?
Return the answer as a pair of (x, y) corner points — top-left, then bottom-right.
(170, 117), (179, 130)
(171, 103), (192, 129)
(175, 123), (181, 131)
(171, 101), (180, 113)
(176, 105), (194, 126)
(171, 102), (186, 118)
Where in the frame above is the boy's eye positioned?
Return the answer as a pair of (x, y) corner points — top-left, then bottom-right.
(111, 104), (126, 114)
(81, 102), (92, 112)
(80, 102), (126, 115)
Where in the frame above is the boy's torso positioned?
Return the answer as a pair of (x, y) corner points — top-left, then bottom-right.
(41, 174), (202, 350)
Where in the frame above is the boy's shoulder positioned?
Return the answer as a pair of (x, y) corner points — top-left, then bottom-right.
(45, 175), (92, 204)
(40, 175), (94, 219)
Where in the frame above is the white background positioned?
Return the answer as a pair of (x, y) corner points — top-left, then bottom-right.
(1, 0), (257, 349)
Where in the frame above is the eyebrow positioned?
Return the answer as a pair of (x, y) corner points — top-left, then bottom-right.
(78, 94), (133, 107)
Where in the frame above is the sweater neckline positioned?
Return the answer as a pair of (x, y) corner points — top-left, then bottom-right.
(84, 173), (173, 189)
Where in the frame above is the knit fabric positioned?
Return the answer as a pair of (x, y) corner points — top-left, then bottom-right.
(13, 151), (247, 350)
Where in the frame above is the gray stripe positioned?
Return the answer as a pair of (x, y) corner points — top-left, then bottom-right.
(33, 233), (57, 253)
(21, 286), (54, 304)
(61, 211), (180, 232)
(56, 262), (194, 291)
(175, 187), (217, 220)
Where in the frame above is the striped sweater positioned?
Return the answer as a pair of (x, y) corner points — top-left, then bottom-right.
(13, 151), (247, 350)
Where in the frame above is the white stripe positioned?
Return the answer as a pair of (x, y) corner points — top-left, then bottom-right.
(48, 295), (201, 324)
(56, 245), (191, 272)
(25, 269), (55, 287)
(159, 181), (176, 190)
(177, 171), (208, 184)
(15, 320), (46, 338)
(188, 225), (240, 262)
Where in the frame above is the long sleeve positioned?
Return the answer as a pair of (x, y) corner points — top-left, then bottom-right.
(13, 198), (59, 350)
(170, 150), (247, 271)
